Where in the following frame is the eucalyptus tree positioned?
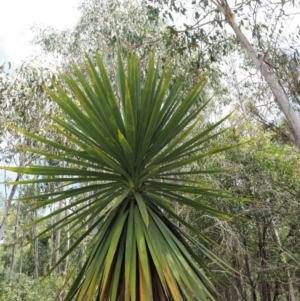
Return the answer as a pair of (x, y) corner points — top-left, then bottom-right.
(0, 62), (61, 241)
(31, 0), (224, 93)
(211, 0), (300, 150)
(31, 0), (300, 147)
(275, 49), (300, 108)
(189, 118), (300, 301)
(0, 61), (72, 266)
(1, 49), (240, 300)
(143, 0), (300, 149)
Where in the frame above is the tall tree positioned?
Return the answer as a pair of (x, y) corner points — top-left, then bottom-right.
(191, 118), (300, 300)
(143, 0), (300, 148)
(211, 0), (300, 149)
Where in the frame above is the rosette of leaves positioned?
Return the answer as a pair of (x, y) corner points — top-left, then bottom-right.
(3, 49), (236, 301)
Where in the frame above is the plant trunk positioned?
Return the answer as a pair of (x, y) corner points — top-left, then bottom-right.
(213, 0), (300, 149)
(256, 218), (272, 301)
(231, 244), (247, 300)
(0, 174), (20, 241)
(34, 210), (39, 278)
(243, 236), (257, 301)
(10, 201), (20, 272)
(64, 200), (70, 275)
(48, 203), (54, 270)
(269, 219), (295, 301)
(19, 231), (24, 273)
(54, 200), (63, 275)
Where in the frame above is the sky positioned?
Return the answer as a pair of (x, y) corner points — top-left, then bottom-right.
(0, 0), (81, 68)
(0, 0), (81, 199)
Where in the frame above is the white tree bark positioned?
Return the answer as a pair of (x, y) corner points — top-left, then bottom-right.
(212, 0), (300, 149)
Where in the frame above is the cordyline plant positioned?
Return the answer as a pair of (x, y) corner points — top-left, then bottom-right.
(2, 49), (238, 301)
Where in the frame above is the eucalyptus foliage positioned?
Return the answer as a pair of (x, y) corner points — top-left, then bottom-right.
(2, 50), (237, 300)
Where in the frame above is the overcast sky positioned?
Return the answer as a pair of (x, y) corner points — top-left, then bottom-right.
(0, 0), (81, 68)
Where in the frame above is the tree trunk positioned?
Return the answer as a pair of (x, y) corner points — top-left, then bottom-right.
(33, 210), (39, 278)
(243, 236), (257, 301)
(269, 219), (295, 301)
(0, 174), (20, 241)
(256, 218), (272, 301)
(64, 200), (70, 275)
(19, 231), (24, 273)
(10, 201), (20, 272)
(213, 0), (300, 149)
(231, 244), (247, 300)
(48, 203), (54, 271)
(54, 200), (63, 275)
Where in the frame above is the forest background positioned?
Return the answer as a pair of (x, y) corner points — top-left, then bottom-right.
(1, 0), (300, 300)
